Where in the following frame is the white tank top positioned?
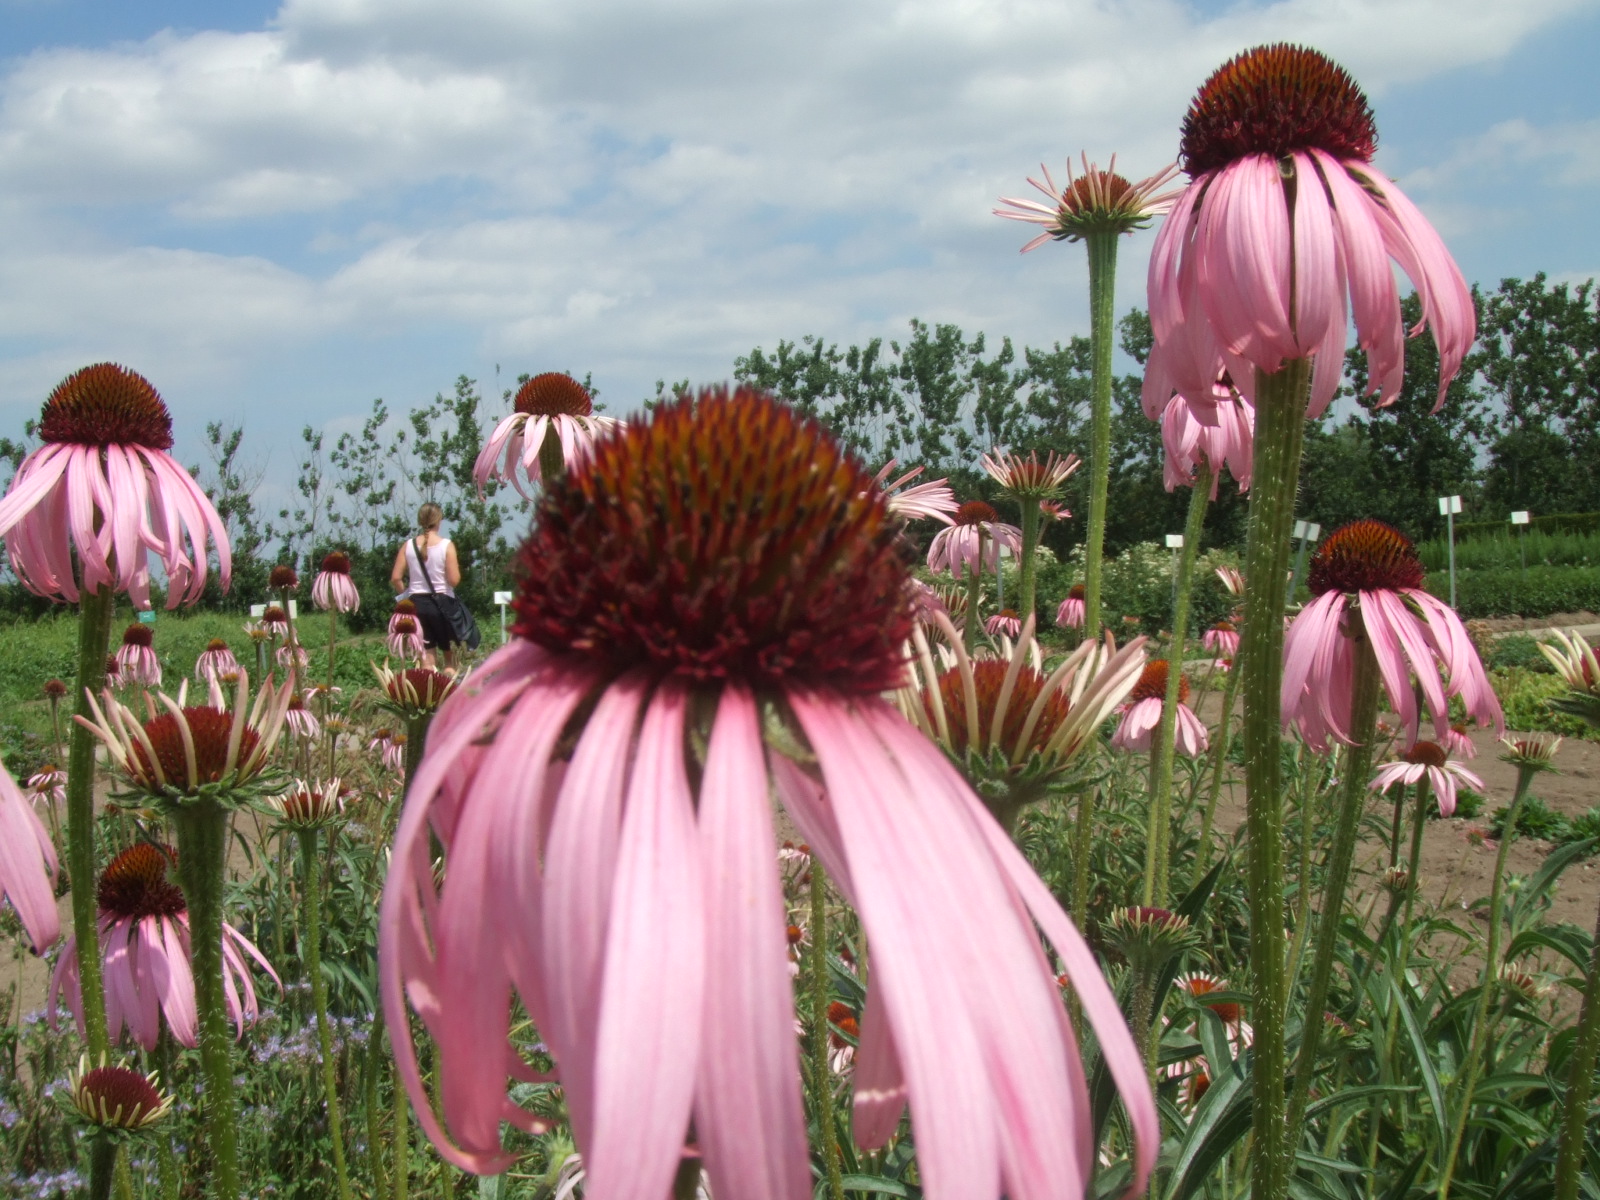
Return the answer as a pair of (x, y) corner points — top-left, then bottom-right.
(404, 537), (455, 598)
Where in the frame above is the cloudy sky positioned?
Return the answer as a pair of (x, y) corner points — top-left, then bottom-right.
(1, 0), (1596, 493)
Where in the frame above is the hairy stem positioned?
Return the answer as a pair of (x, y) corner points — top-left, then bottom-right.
(1017, 498), (1043, 624)
(68, 585), (116, 1060)
(810, 864), (846, 1200)
(173, 799), (241, 1200)
(1082, 230), (1118, 639)
(1194, 659), (1243, 886)
(1440, 766), (1535, 1199)
(1239, 358), (1312, 1200)
(1144, 464), (1210, 906)
(299, 828), (353, 1200)
(1286, 634), (1380, 1136)
(1554, 890), (1600, 1200)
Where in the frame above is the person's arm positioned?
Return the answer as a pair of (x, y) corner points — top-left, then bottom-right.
(391, 544), (409, 594)
(445, 540), (462, 589)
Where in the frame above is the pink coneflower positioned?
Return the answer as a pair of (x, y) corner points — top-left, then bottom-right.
(474, 372), (621, 498)
(387, 614), (425, 660)
(1056, 583), (1086, 629)
(69, 1056), (174, 1131)
(27, 763), (67, 811)
(1369, 740), (1484, 818)
(1203, 619), (1239, 659)
(980, 449), (1081, 502)
(1038, 500), (1070, 523)
(259, 606), (289, 638)
(1281, 520), (1504, 748)
(311, 551), (360, 613)
(994, 153), (1183, 251)
(381, 732), (406, 774)
(984, 609), (1022, 639)
(376, 664), (461, 717)
(102, 654), (124, 690)
(269, 565), (299, 592)
(927, 500), (1023, 580)
(1440, 723), (1478, 760)
(284, 695), (320, 740)
(276, 643), (309, 672)
(114, 624), (161, 688)
(0, 364), (230, 609)
(1160, 379), (1254, 496)
(195, 639), (241, 682)
(1215, 565), (1244, 597)
(49, 843), (278, 1050)
(872, 460), (958, 524)
(1144, 46), (1473, 421)
(381, 387), (1156, 1194)
(1112, 661), (1209, 757)
(1, 758), (59, 952)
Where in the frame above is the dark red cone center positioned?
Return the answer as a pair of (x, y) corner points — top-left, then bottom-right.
(1308, 519), (1425, 595)
(514, 373), (593, 418)
(97, 844), (185, 919)
(38, 364), (174, 450)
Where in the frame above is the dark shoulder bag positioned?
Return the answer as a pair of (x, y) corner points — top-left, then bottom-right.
(415, 537), (481, 651)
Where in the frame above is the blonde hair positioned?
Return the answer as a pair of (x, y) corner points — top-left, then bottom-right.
(417, 503), (443, 532)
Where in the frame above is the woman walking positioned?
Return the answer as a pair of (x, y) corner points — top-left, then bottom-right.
(391, 503), (464, 669)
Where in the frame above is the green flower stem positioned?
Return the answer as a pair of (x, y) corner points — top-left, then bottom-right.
(364, 1010), (391, 1200)
(394, 1061), (409, 1200)
(810, 864), (846, 1200)
(1400, 776), (1433, 940)
(1554, 890), (1600, 1200)
(155, 1030), (181, 1200)
(298, 828), (353, 1200)
(1082, 231), (1118, 639)
(172, 799), (242, 1200)
(538, 426), (565, 485)
(1286, 633), (1380, 1137)
(113, 1147), (134, 1200)
(403, 715), (430, 793)
(962, 529), (986, 652)
(1071, 785), (1098, 929)
(1239, 357), (1312, 1200)
(1129, 966), (1159, 1095)
(88, 1136), (117, 1200)
(1439, 765), (1536, 1200)
(68, 585), (116, 1061)
(1193, 660), (1243, 887)
(1143, 463), (1210, 907)
(672, 1158), (702, 1200)
(1017, 499), (1043, 623)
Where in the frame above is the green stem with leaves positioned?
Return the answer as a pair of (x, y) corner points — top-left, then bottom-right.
(810, 864), (846, 1200)
(1440, 765), (1535, 1200)
(1194, 658), (1242, 886)
(88, 1137), (116, 1200)
(1239, 358), (1312, 1200)
(962, 529), (986, 652)
(1143, 464), (1210, 906)
(172, 798), (242, 1200)
(1081, 230), (1118, 639)
(68, 586), (115, 1062)
(1555, 889), (1600, 1200)
(1016, 498), (1043, 624)
(299, 827), (353, 1200)
(1286, 634), (1380, 1136)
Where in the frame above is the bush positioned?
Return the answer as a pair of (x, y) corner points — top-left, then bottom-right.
(1424, 565), (1600, 618)
(1491, 794), (1569, 841)
(1495, 668), (1597, 739)
(1488, 634), (1556, 673)
(1035, 542), (1240, 638)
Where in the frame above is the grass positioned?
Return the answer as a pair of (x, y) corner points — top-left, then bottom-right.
(1418, 528), (1600, 573)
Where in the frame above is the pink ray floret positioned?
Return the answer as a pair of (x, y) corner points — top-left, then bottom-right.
(0, 756), (60, 953)
(1369, 742), (1484, 818)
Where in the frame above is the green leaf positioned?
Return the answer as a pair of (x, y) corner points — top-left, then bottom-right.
(834, 1176), (913, 1197)
(1165, 1055), (1252, 1200)
(1388, 971), (1450, 1152)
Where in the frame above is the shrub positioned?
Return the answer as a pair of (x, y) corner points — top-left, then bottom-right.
(1424, 565), (1600, 619)
(1490, 793), (1569, 842)
(1495, 668), (1596, 739)
(1488, 634), (1556, 673)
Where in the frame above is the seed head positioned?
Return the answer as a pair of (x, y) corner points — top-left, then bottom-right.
(269, 565), (299, 591)
(38, 364), (174, 450)
(1128, 660), (1188, 705)
(319, 552), (351, 574)
(1308, 519), (1425, 596)
(69, 1056), (173, 1131)
(120, 624), (153, 649)
(514, 373), (593, 418)
(96, 844), (185, 920)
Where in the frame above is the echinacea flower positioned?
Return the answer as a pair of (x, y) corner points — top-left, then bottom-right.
(900, 613), (1146, 822)
(114, 624), (161, 688)
(1215, 565), (1244, 597)
(474, 372), (621, 498)
(1112, 661), (1208, 757)
(270, 778), (347, 830)
(1038, 500), (1070, 523)
(195, 639), (241, 682)
(375, 663), (461, 718)
(1, 755), (60, 952)
(27, 763), (67, 810)
(1540, 630), (1600, 729)
(0, 364), (230, 609)
(1202, 619), (1239, 659)
(311, 552), (360, 613)
(1440, 723), (1477, 760)
(926, 501), (1022, 580)
(1105, 905), (1199, 971)
(269, 565), (299, 592)
(284, 695), (320, 740)
(69, 1055), (174, 1131)
(381, 732), (406, 774)
(1369, 739), (1484, 817)
(76, 671), (293, 805)
(50, 844), (277, 1049)
(381, 386), (1157, 1196)
(980, 449), (1081, 502)
(1160, 378), (1254, 495)
(1056, 584), (1086, 629)
(387, 615), (425, 660)
(994, 153), (1183, 250)
(984, 610), (1022, 640)
(1144, 45), (1474, 421)
(260, 607), (289, 638)
(1500, 732), (1562, 773)
(276, 644), (309, 672)
(872, 461), (957, 525)
(1282, 519), (1503, 748)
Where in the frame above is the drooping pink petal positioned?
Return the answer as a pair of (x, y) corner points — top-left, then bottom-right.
(694, 685), (811, 1200)
(852, 978), (908, 1151)
(0, 768), (60, 952)
(584, 682), (706, 1200)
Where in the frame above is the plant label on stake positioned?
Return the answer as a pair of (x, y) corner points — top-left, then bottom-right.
(1287, 522), (1321, 602)
(1439, 496), (1463, 609)
(249, 601), (298, 620)
(1511, 511), (1531, 581)
(1166, 534), (1184, 612)
(494, 591), (514, 645)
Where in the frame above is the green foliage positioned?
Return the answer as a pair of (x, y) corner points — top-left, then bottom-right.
(1490, 793), (1570, 841)
(1487, 634), (1558, 673)
(1424, 565), (1600, 619)
(1495, 667), (1598, 738)
(1417, 527), (1600, 572)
